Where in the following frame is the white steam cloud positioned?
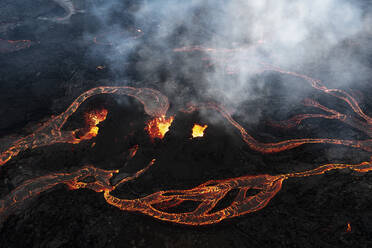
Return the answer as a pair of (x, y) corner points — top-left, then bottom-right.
(87, 0), (372, 123)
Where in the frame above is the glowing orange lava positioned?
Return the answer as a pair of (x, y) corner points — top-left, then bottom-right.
(78, 108), (108, 141)
(192, 124), (208, 138)
(181, 63), (372, 154)
(3, 66), (372, 226)
(0, 86), (169, 167)
(2, 157), (371, 226)
(128, 144), (139, 159)
(346, 222), (352, 232)
(145, 116), (174, 140)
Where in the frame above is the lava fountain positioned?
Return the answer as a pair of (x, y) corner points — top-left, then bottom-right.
(145, 116), (174, 140)
(191, 124), (208, 138)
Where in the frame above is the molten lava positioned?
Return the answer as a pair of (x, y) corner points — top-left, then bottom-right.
(145, 116), (174, 140)
(181, 62), (372, 154)
(346, 222), (352, 232)
(78, 108), (108, 141)
(2, 157), (372, 226)
(0, 86), (169, 167)
(2, 66), (372, 226)
(192, 124), (208, 138)
(128, 144), (139, 159)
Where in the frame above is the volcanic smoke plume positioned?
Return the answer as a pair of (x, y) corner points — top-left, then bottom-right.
(0, 0), (372, 247)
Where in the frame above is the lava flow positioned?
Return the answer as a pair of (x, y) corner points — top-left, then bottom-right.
(192, 124), (208, 138)
(0, 39), (33, 53)
(175, 44), (372, 152)
(0, 86), (169, 166)
(2, 68), (372, 226)
(145, 116), (174, 140)
(0, 147), (156, 221)
(181, 66), (372, 154)
(261, 63), (372, 137)
(127, 144), (139, 159)
(1, 156), (372, 225)
(37, 0), (82, 23)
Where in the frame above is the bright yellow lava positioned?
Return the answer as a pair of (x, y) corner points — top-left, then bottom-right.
(192, 124), (208, 138)
(146, 116), (174, 139)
